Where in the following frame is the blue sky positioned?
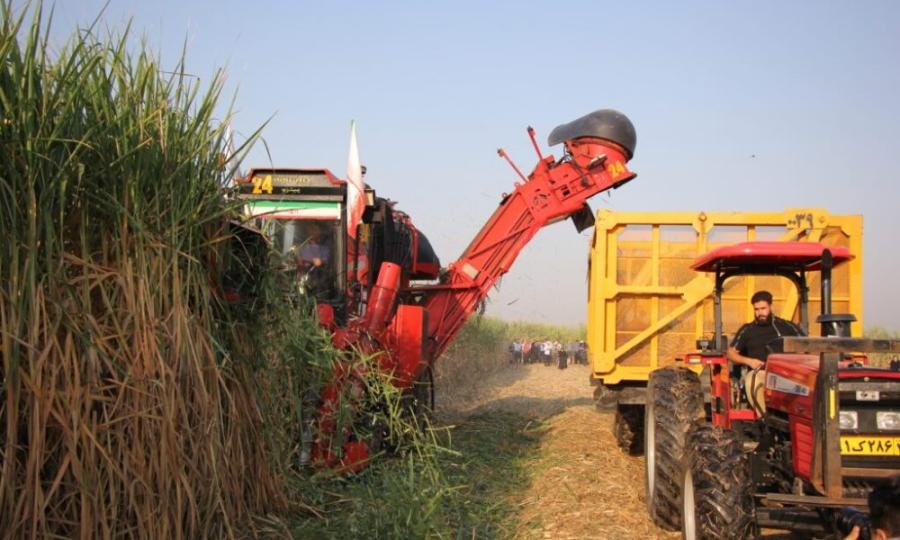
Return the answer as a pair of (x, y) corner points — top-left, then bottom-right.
(47, 1), (900, 328)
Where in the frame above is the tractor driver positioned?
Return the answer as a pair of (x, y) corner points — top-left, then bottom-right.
(727, 290), (805, 414)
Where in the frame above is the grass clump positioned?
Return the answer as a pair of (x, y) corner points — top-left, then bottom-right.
(0, 3), (588, 537)
(0, 3), (335, 536)
(291, 411), (542, 539)
(292, 313), (583, 538)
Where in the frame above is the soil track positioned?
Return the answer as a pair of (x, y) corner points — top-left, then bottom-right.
(436, 363), (678, 539)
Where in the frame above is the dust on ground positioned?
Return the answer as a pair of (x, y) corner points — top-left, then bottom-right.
(436, 363), (678, 539)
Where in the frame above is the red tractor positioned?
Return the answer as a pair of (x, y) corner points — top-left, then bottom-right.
(643, 241), (900, 538)
(234, 109), (638, 470)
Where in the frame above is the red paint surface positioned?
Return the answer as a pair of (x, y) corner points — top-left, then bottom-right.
(691, 242), (852, 272)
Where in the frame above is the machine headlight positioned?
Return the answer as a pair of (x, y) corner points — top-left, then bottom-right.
(876, 412), (900, 431)
(839, 411), (859, 430)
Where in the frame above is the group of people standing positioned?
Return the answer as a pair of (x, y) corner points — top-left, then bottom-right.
(508, 339), (587, 369)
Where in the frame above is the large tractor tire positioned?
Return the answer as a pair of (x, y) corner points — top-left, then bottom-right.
(644, 367), (703, 530)
(614, 403), (644, 456)
(681, 423), (755, 540)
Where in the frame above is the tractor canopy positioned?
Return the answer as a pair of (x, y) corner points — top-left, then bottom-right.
(691, 241), (853, 274)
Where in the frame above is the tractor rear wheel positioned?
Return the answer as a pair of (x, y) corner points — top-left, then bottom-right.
(644, 367), (703, 530)
(681, 423), (755, 540)
(614, 403), (644, 456)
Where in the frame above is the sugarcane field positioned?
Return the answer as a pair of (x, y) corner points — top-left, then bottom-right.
(2, 2), (900, 539)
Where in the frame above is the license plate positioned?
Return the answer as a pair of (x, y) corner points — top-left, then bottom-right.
(856, 390), (880, 401)
(840, 436), (900, 456)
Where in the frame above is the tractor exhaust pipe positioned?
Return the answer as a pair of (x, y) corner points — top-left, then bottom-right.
(816, 249), (856, 337)
(821, 250), (833, 319)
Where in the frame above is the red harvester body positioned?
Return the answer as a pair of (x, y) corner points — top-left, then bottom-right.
(234, 109), (638, 470)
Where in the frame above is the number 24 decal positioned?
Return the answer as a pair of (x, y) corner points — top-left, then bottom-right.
(252, 175), (274, 194)
(606, 161), (627, 178)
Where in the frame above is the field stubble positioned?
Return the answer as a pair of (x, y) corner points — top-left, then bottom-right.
(436, 362), (678, 539)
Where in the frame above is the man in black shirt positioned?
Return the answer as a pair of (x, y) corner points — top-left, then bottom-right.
(727, 290), (805, 414)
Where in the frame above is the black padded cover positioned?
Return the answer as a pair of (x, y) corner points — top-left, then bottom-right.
(412, 232), (441, 279)
(547, 109), (636, 159)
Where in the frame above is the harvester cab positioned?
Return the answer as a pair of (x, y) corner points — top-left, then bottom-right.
(235, 169), (350, 307)
(644, 240), (900, 539)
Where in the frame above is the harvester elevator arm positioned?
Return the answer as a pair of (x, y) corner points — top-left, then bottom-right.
(416, 111), (637, 363)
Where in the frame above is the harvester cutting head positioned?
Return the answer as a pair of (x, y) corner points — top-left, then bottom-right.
(547, 108), (637, 159)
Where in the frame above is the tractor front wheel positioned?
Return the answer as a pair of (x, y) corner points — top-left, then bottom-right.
(681, 423), (755, 540)
(644, 367), (703, 530)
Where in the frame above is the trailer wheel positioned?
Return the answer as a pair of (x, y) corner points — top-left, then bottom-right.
(681, 423), (755, 540)
(644, 367), (703, 530)
(614, 403), (644, 456)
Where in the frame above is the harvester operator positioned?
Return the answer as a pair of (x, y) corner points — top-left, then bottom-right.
(295, 222), (334, 300)
(726, 290), (805, 414)
(297, 223), (331, 269)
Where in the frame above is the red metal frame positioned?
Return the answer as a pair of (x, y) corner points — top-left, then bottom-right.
(677, 241), (855, 432)
(683, 352), (758, 428)
(678, 242), (854, 431)
(311, 135), (636, 468)
(415, 138), (634, 365)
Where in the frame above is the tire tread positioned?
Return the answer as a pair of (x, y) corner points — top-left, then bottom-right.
(645, 367), (703, 530)
(683, 423), (755, 540)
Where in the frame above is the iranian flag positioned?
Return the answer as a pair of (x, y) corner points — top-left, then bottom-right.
(346, 121), (366, 238)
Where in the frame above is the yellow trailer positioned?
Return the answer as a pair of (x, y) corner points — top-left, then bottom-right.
(586, 208), (863, 453)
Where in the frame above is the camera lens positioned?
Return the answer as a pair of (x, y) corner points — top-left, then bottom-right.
(836, 508), (871, 540)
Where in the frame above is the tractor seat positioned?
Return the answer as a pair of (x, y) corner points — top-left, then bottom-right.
(696, 334), (729, 355)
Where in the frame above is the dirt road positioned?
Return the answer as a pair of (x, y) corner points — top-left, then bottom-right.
(436, 363), (678, 539)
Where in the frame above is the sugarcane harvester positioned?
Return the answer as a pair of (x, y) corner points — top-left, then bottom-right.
(234, 109), (637, 469)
